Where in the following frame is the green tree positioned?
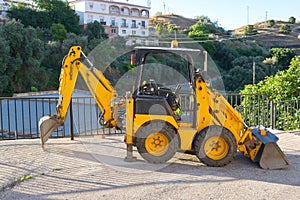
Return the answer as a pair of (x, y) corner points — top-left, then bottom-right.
(0, 36), (13, 96)
(83, 21), (108, 41)
(41, 33), (89, 89)
(244, 25), (257, 35)
(279, 24), (291, 34)
(49, 23), (67, 41)
(223, 56), (268, 92)
(241, 56), (300, 100)
(188, 23), (209, 39)
(267, 19), (275, 27)
(269, 48), (296, 68)
(289, 16), (296, 24)
(8, 0), (80, 34)
(167, 24), (177, 34)
(0, 20), (47, 95)
(155, 23), (163, 36)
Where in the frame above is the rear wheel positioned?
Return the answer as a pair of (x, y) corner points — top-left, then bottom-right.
(136, 122), (179, 163)
(193, 126), (237, 167)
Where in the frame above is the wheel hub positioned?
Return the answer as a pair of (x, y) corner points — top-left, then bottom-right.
(145, 133), (169, 156)
(204, 136), (229, 160)
(152, 136), (163, 147)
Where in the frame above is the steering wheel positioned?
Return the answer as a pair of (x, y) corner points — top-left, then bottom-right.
(141, 79), (158, 95)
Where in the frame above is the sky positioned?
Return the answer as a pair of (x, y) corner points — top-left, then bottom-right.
(118, 0), (300, 30)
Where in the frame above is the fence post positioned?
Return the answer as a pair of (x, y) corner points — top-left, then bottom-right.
(70, 98), (74, 140)
(270, 100), (276, 129)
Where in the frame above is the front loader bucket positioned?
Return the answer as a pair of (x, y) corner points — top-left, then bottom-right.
(258, 142), (289, 170)
(39, 115), (60, 146)
(251, 128), (289, 170)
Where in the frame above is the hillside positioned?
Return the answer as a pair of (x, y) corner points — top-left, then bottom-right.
(234, 20), (300, 50)
(149, 15), (300, 52)
(149, 14), (197, 31)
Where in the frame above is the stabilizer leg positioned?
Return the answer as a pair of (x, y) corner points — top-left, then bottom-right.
(124, 144), (137, 162)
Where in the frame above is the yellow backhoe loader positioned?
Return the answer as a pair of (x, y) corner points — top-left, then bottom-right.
(39, 46), (289, 169)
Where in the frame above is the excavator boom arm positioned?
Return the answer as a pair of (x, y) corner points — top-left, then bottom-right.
(39, 46), (116, 145)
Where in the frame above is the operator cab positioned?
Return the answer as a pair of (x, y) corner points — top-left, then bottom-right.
(132, 46), (201, 122)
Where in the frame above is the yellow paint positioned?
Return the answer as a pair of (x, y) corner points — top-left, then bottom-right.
(133, 114), (178, 134)
(145, 132), (169, 156)
(177, 127), (197, 150)
(125, 96), (134, 144)
(204, 136), (229, 160)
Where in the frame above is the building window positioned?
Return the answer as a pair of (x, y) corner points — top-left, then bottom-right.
(110, 6), (120, 15)
(100, 4), (106, 11)
(132, 30), (136, 35)
(121, 7), (129, 15)
(141, 21), (146, 28)
(131, 9), (140, 17)
(122, 30), (126, 34)
(111, 19), (116, 26)
(141, 31), (145, 35)
(111, 29), (116, 34)
(88, 2), (94, 9)
(131, 20), (136, 28)
(141, 10), (149, 17)
(121, 19), (127, 27)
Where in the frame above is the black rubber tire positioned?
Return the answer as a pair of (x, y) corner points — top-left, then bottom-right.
(193, 126), (237, 167)
(136, 122), (179, 164)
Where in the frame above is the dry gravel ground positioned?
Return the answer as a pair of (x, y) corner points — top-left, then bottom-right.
(0, 130), (299, 200)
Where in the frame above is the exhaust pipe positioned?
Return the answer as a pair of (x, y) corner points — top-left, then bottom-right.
(39, 115), (61, 146)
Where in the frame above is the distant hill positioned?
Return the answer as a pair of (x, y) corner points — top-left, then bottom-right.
(149, 14), (197, 31)
(149, 15), (300, 54)
(234, 20), (300, 50)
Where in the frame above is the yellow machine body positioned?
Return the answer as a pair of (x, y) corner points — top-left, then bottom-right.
(40, 46), (289, 169)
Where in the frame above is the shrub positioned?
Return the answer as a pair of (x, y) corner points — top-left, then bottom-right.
(244, 25), (257, 35)
(279, 24), (291, 34)
(289, 16), (296, 24)
(267, 20), (275, 27)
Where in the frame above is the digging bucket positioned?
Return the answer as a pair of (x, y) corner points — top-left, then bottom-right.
(39, 115), (60, 146)
(251, 128), (289, 170)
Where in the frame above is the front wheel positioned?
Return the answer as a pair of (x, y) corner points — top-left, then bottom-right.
(136, 122), (179, 163)
(193, 126), (237, 167)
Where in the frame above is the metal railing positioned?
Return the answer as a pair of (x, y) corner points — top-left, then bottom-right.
(0, 96), (104, 140)
(225, 94), (271, 127)
(0, 94), (299, 140)
(225, 94), (300, 130)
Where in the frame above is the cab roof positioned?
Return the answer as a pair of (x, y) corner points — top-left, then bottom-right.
(134, 46), (201, 54)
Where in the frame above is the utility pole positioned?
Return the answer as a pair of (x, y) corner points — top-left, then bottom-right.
(264, 11), (268, 28)
(253, 61), (256, 84)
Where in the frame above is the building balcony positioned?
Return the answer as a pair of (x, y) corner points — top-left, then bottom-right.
(131, 25), (138, 28)
(121, 11), (129, 15)
(110, 22), (118, 27)
(141, 14), (149, 18)
(121, 23), (129, 27)
(110, 11), (120, 15)
(131, 13), (140, 17)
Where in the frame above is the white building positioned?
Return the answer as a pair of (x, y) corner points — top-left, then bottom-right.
(68, 0), (150, 37)
(0, 0), (34, 23)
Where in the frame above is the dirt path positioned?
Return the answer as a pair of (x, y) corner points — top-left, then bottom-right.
(0, 131), (299, 200)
